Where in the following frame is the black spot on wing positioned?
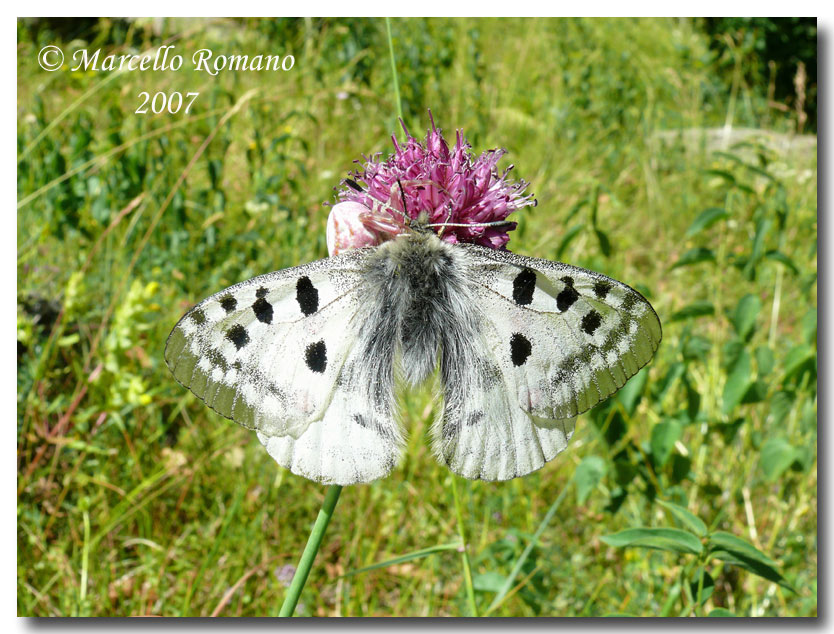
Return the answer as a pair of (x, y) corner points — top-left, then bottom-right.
(593, 280), (612, 300)
(256, 286), (268, 298)
(512, 268), (537, 305)
(510, 333), (532, 366)
(190, 308), (207, 325)
(220, 294), (237, 313)
(252, 297), (273, 324)
(305, 340), (327, 373)
(226, 324), (249, 350)
(581, 309), (602, 335)
(556, 284), (579, 312)
(296, 276), (319, 316)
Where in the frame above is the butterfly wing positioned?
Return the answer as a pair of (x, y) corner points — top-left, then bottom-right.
(165, 249), (404, 485)
(433, 244), (662, 481)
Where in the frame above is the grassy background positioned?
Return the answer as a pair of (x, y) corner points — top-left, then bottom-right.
(17, 17), (817, 617)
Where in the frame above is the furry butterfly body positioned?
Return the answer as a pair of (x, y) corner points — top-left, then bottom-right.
(166, 224), (661, 485)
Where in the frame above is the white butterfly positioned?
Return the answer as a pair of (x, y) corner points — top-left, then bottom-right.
(165, 217), (661, 485)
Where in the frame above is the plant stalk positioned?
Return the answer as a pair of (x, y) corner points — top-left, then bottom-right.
(450, 475), (478, 616)
(279, 485), (343, 617)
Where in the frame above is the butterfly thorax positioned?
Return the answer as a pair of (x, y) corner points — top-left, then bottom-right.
(359, 230), (476, 390)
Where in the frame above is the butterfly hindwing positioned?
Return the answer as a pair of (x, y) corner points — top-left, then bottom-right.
(165, 249), (404, 485)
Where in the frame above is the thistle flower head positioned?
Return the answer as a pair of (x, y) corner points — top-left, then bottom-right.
(329, 114), (535, 254)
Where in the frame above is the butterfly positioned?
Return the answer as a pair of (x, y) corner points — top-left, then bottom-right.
(165, 214), (661, 485)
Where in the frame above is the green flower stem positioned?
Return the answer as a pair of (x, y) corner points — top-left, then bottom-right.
(279, 484), (343, 617)
(450, 475), (478, 616)
(385, 17), (403, 122)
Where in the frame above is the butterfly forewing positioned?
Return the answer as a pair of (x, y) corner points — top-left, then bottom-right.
(165, 249), (406, 484)
(461, 244), (662, 421)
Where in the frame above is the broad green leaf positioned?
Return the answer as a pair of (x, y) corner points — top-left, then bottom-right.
(708, 608), (737, 617)
(782, 344), (816, 382)
(741, 380), (768, 405)
(689, 568), (715, 604)
(768, 390), (795, 426)
(755, 345), (775, 377)
(651, 420), (682, 467)
(682, 372), (701, 421)
(575, 456), (607, 504)
(685, 207), (729, 238)
(473, 571), (507, 593)
(801, 309), (817, 345)
(709, 531), (794, 592)
(744, 217), (772, 280)
(655, 362), (685, 404)
(683, 335), (711, 361)
(670, 247), (715, 269)
(670, 301), (715, 322)
(555, 224), (584, 260)
(764, 250), (799, 275)
(760, 437), (800, 482)
(601, 527), (702, 555)
(656, 499), (707, 537)
(731, 294), (762, 341)
(595, 228), (611, 258)
(708, 531), (777, 567)
(617, 366), (649, 415)
(722, 349), (751, 414)
(703, 168), (736, 184)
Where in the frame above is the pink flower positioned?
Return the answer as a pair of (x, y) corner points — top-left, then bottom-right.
(334, 113), (536, 250)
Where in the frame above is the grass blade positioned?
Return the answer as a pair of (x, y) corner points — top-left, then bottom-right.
(486, 477), (571, 614)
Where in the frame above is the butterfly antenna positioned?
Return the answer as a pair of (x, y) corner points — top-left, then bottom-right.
(436, 203), (454, 238)
(427, 220), (516, 229)
(396, 178), (410, 217)
(344, 178), (364, 192)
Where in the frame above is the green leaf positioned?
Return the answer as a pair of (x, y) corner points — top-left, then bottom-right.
(685, 207), (729, 237)
(555, 224), (584, 260)
(708, 532), (793, 592)
(341, 541), (463, 578)
(683, 335), (711, 361)
(473, 571), (507, 593)
(764, 250), (799, 275)
(670, 247), (715, 269)
(656, 499), (707, 537)
(760, 437), (800, 482)
(650, 420), (682, 467)
(744, 217), (772, 280)
(708, 532), (777, 567)
(574, 456), (607, 504)
(741, 380), (768, 405)
(690, 568), (715, 605)
(782, 344), (816, 382)
(670, 301), (715, 322)
(601, 527), (702, 555)
(708, 608), (737, 617)
(755, 345), (775, 377)
(595, 228), (611, 258)
(731, 294), (762, 341)
(703, 168), (736, 184)
(618, 366), (649, 415)
(801, 309), (817, 345)
(722, 349), (751, 414)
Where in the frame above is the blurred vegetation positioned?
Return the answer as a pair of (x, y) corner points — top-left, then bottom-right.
(17, 17), (816, 616)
